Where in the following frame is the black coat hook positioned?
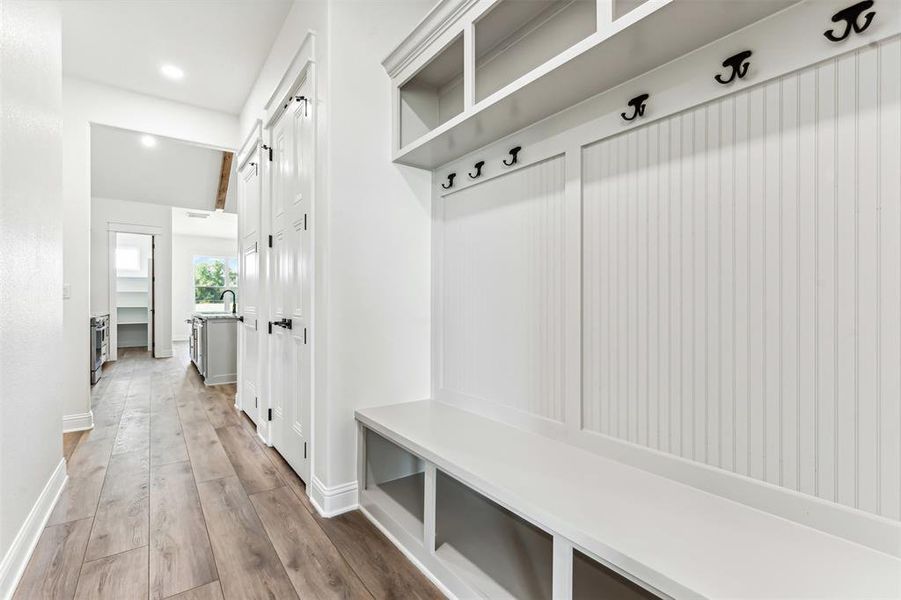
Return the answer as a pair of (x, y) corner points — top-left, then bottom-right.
(715, 50), (752, 85)
(469, 161), (485, 179)
(441, 173), (456, 189)
(621, 94), (650, 121)
(824, 0), (875, 42)
(503, 147), (521, 166)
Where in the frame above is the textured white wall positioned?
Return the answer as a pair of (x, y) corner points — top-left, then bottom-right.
(0, 0), (63, 568)
(62, 77), (238, 420)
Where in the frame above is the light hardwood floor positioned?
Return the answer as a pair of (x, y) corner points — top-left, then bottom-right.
(15, 346), (443, 600)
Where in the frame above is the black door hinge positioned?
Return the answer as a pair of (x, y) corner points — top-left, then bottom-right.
(304, 442), (307, 459)
(268, 408), (273, 421)
(261, 144), (272, 162)
(268, 321), (273, 334)
(303, 327), (307, 344)
(255, 396), (258, 408)
(304, 213), (308, 230)
(268, 235), (273, 248)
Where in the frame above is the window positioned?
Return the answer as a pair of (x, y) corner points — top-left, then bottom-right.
(193, 255), (238, 312)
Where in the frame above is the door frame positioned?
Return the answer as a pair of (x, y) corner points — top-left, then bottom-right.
(107, 223), (162, 361)
(236, 120), (264, 430)
(260, 31), (319, 489)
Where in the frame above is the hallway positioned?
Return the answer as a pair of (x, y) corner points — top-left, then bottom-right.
(14, 347), (441, 600)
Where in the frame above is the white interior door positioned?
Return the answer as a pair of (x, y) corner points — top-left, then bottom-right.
(238, 151), (262, 424)
(268, 80), (313, 482)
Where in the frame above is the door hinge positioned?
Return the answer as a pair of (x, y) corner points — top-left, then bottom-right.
(304, 442), (307, 459)
(303, 327), (307, 344)
(304, 213), (308, 230)
(268, 235), (273, 248)
(261, 144), (272, 162)
(255, 396), (258, 408)
(268, 321), (273, 334)
(268, 408), (273, 421)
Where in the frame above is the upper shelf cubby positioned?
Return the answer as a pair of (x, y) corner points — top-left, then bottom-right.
(474, 0), (597, 102)
(400, 33), (465, 148)
(382, 0), (797, 169)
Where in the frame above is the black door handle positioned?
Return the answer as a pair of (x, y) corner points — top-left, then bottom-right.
(272, 318), (292, 330)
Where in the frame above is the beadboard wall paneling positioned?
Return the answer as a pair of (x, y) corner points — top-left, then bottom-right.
(582, 38), (901, 520)
(438, 156), (567, 422)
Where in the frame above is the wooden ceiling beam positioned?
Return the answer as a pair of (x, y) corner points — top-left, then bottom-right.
(215, 151), (234, 211)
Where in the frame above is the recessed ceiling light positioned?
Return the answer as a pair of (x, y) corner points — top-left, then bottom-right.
(140, 135), (157, 148)
(160, 63), (184, 80)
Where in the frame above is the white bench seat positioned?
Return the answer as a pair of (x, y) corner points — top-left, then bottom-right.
(356, 399), (901, 599)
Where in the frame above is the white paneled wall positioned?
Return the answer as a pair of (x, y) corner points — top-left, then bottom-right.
(583, 38), (901, 519)
(439, 156), (566, 422)
(436, 36), (901, 523)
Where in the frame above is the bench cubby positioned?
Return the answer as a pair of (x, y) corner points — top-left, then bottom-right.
(435, 470), (553, 599)
(361, 428), (426, 542)
(573, 548), (656, 600)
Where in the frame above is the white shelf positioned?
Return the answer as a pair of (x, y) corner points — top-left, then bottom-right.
(356, 400), (901, 599)
(117, 320), (148, 326)
(387, 0), (796, 168)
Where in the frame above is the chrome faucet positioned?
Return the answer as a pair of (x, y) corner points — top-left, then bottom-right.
(220, 289), (237, 314)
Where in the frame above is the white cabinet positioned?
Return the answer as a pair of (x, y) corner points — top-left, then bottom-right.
(383, 0), (796, 168)
(191, 315), (238, 385)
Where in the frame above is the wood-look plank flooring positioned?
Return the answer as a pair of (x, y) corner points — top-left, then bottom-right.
(17, 346), (442, 600)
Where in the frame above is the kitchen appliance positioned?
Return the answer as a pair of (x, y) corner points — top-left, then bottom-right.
(91, 315), (110, 385)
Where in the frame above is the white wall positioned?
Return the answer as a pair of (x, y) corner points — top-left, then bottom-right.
(0, 0), (64, 592)
(172, 234), (238, 341)
(323, 0), (433, 488)
(91, 197), (173, 356)
(238, 0), (433, 504)
(62, 76), (239, 421)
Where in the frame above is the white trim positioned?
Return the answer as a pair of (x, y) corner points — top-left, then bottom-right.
(381, 0), (477, 78)
(62, 411), (94, 433)
(0, 459), (67, 599)
(106, 222), (163, 235)
(156, 346), (173, 359)
(309, 477), (358, 518)
(359, 506), (457, 600)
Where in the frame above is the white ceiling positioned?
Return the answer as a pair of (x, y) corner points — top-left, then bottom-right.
(91, 124), (237, 212)
(61, 0), (293, 114)
(171, 207), (238, 239)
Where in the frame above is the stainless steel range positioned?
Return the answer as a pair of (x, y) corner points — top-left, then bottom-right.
(91, 315), (109, 385)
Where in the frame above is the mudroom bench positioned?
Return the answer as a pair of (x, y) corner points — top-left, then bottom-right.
(356, 400), (901, 599)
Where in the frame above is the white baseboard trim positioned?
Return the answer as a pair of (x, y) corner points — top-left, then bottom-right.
(62, 411), (93, 433)
(310, 477), (358, 518)
(155, 347), (174, 358)
(0, 458), (67, 599)
(359, 506), (456, 599)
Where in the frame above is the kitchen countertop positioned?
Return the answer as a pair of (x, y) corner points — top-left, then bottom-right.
(193, 313), (239, 321)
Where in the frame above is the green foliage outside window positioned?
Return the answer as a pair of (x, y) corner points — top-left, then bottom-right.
(194, 256), (238, 309)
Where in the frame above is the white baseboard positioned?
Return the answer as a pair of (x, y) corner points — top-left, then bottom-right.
(155, 347), (174, 358)
(62, 411), (93, 433)
(310, 477), (358, 518)
(0, 458), (67, 599)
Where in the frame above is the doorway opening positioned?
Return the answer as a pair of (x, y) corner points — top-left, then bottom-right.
(113, 232), (155, 353)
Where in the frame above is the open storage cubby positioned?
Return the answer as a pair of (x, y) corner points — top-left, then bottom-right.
(613, 0), (652, 20)
(573, 549), (659, 600)
(474, 0), (596, 102)
(399, 33), (464, 148)
(435, 470), (552, 599)
(363, 428), (426, 541)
